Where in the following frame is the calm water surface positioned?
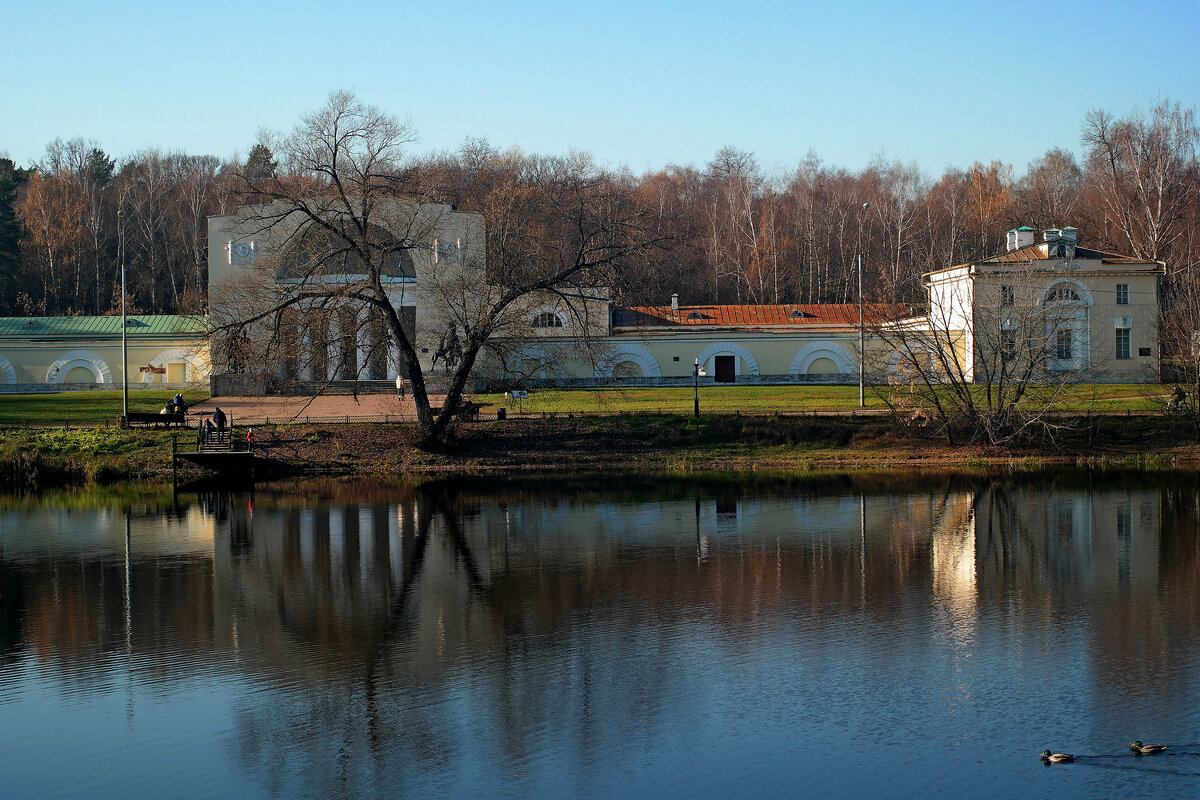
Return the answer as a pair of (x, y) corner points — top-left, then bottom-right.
(3, 472), (1200, 798)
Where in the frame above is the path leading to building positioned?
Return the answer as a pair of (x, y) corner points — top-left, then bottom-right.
(190, 394), (419, 421)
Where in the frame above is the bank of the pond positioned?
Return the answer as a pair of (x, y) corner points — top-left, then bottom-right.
(3, 414), (1197, 489)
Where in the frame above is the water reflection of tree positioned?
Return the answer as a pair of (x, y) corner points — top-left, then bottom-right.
(0, 557), (26, 666)
(219, 481), (989, 796)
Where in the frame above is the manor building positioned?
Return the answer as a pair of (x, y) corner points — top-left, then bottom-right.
(922, 226), (1164, 383)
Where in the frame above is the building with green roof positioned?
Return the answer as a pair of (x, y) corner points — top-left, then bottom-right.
(0, 315), (209, 391)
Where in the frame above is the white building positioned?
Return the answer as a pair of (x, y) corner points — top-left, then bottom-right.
(920, 226), (1164, 383)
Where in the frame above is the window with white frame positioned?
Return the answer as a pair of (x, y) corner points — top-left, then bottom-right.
(1055, 330), (1073, 360)
(1115, 316), (1132, 360)
(531, 311), (565, 328)
(1116, 284), (1129, 305)
(1116, 328), (1131, 359)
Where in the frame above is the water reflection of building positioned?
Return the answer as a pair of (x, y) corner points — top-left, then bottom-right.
(0, 504), (217, 683)
(973, 484), (1161, 594)
(9, 477), (1200, 798)
(4, 480), (1179, 693)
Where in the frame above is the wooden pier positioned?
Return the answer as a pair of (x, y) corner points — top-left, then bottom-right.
(173, 418), (254, 479)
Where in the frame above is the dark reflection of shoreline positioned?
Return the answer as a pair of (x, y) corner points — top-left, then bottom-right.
(2, 472), (1199, 797)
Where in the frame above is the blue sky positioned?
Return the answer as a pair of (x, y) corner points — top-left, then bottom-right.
(3, 0), (1198, 176)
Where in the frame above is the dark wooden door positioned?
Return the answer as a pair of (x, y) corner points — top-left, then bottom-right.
(714, 355), (736, 383)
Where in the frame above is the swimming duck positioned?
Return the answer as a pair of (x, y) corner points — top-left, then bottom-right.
(1130, 740), (1166, 755)
(1041, 750), (1074, 763)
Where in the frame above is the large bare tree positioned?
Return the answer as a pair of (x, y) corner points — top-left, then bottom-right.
(216, 91), (659, 448)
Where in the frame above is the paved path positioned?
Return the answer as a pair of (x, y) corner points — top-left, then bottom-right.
(190, 394), (419, 421)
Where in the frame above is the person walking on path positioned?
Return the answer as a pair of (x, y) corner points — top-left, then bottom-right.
(395, 374), (406, 401)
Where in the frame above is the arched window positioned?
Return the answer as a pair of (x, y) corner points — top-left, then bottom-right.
(531, 311), (565, 328)
(1043, 285), (1081, 305)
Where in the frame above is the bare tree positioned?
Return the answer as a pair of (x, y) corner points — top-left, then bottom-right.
(170, 154), (224, 311)
(213, 91), (659, 448)
(1082, 100), (1199, 263)
(868, 156), (927, 297)
(876, 260), (1093, 445)
(1016, 148), (1082, 231)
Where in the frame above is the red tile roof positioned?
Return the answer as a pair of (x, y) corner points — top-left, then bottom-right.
(613, 303), (909, 328)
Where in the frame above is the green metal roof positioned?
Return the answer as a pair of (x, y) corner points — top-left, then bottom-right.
(1016, 226), (1035, 231)
(0, 315), (208, 338)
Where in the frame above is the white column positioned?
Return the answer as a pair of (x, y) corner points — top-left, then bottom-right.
(356, 310), (369, 380)
(299, 327), (313, 381)
(327, 312), (340, 380)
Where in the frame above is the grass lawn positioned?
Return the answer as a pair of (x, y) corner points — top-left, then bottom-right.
(0, 384), (1166, 426)
(0, 390), (210, 426)
(473, 384), (1168, 414)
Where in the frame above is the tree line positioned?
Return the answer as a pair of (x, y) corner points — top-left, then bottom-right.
(0, 97), (1196, 317)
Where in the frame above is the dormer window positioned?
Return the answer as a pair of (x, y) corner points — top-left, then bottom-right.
(789, 309), (806, 319)
(532, 311), (565, 328)
(686, 311), (707, 321)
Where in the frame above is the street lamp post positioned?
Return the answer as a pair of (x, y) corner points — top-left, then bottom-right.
(858, 252), (865, 408)
(857, 202), (870, 408)
(118, 208), (128, 420)
(693, 358), (700, 418)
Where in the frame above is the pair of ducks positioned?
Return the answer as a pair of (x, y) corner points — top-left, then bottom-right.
(1041, 741), (1166, 763)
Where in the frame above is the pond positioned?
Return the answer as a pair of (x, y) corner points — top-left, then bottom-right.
(2, 472), (1200, 798)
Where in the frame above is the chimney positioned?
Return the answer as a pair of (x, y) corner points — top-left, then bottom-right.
(671, 293), (679, 314)
(1043, 228), (1062, 242)
(1006, 227), (1035, 252)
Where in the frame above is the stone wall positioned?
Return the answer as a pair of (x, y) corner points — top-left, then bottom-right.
(210, 373), (269, 397)
(0, 382), (203, 394)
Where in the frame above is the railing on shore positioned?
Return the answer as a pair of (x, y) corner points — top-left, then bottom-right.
(0, 407), (1169, 430)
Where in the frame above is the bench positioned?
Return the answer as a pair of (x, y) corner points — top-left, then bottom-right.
(453, 399), (480, 421)
(125, 411), (187, 428)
